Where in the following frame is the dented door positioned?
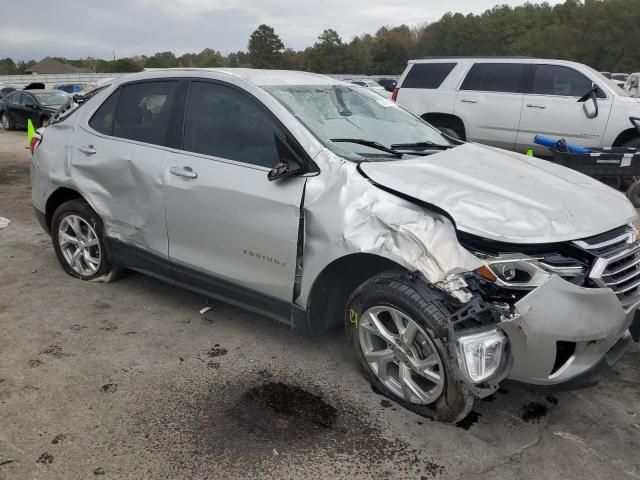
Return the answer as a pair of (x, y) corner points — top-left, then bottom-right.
(70, 125), (170, 258)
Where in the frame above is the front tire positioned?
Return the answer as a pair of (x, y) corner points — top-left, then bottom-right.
(51, 200), (119, 282)
(346, 272), (475, 423)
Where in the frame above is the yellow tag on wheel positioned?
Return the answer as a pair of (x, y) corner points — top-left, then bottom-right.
(349, 308), (358, 326)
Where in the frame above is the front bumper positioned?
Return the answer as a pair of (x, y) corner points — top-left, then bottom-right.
(500, 275), (639, 386)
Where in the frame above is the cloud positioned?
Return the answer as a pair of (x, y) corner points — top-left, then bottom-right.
(1, 0), (560, 60)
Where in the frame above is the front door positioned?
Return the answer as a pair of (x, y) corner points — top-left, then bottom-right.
(164, 80), (305, 303)
(516, 64), (613, 156)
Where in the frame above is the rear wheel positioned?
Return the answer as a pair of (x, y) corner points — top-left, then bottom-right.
(1, 112), (14, 130)
(51, 200), (120, 282)
(346, 272), (475, 423)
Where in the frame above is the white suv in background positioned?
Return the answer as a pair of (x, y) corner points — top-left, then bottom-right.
(625, 73), (640, 98)
(394, 57), (640, 156)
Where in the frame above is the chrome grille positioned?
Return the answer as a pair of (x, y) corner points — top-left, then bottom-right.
(576, 227), (640, 307)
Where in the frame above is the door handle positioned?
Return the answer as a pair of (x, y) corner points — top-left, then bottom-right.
(460, 99), (478, 104)
(170, 166), (198, 179)
(78, 145), (96, 155)
(526, 104), (547, 109)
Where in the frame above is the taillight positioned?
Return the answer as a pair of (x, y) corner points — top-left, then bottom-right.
(29, 135), (41, 156)
(391, 88), (399, 102)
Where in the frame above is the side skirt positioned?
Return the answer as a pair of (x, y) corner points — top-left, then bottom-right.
(104, 236), (307, 330)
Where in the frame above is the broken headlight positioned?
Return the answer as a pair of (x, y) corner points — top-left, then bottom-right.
(457, 329), (507, 383)
(474, 254), (586, 288)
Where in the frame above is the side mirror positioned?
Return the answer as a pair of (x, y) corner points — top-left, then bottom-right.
(25, 103), (36, 109)
(578, 87), (599, 119)
(268, 134), (305, 182)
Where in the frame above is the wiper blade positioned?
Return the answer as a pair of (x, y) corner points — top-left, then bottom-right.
(331, 138), (403, 158)
(390, 141), (453, 150)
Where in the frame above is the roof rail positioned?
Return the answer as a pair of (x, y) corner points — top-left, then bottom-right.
(418, 56), (534, 59)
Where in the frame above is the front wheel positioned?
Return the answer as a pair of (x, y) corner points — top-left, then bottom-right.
(346, 272), (475, 423)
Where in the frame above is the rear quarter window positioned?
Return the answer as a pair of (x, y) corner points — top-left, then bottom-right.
(402, 63), (457, 89)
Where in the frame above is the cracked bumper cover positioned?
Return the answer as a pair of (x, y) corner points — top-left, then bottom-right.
(498, 275), (638, 386)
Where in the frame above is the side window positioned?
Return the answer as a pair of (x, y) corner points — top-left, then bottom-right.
(112, 81), (178, 146)
(21, 94), (34, 106)
(402, 63), (456, 89)
(89, 89), (120, 135)
(9, 93), (22, 105)
(183, 81), (282, 168)
(461, 63), (526, 93)
(530, 65), (593, 97)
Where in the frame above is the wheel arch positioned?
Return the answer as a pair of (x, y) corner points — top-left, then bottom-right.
(45, 187), (85, 232)
(420, 113), (467, 140)
(304, 253), (408, 333)
(612, 128), (640, 147)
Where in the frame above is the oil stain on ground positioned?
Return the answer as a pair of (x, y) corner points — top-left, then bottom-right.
(132, 371), (447, 479)
(456, 411), (481, 430)
(520, 402), (548, 423)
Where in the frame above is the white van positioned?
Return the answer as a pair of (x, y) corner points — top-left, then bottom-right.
(394, 57), (640, 156)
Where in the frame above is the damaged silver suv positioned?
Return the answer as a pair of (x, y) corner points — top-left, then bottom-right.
(31, 69), (640, 422)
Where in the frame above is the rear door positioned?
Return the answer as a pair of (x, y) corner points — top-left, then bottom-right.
(70, 80), (186, 271)
(516, 64), (612, 155)
(453, 62), (530, 150)
(7, 92), (25, 127)
(164, 80), (306, 303)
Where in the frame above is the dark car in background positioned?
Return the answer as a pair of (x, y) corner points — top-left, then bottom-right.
(0, 86), (16, 100)
(377, 78), (397, 92)
(0, 90), (68, 130)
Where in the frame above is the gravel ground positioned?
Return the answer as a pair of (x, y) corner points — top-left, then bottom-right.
(0, 129), (639, 479)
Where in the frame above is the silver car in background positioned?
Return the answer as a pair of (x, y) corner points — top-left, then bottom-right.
(31, 69), (640, 422)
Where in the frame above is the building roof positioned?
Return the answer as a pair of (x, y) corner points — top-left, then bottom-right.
(25, 57), (93, 74)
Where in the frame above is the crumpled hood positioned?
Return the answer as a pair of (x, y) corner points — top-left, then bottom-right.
(360, 143), (638, 244)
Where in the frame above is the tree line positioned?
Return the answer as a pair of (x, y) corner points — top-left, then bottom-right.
(1, 0), (638, 77)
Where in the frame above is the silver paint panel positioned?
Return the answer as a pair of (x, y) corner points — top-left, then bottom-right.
(501, 275), (637, 385)
(361, 142), (637, 244)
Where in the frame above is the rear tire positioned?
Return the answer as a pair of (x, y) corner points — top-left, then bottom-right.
(51, 199), (121, 283)
(346, 272), (476, 423)
(1, 112), (14, 130)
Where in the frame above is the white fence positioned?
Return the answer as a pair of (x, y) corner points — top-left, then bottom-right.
(0, 73), (128, 89)
(0, 72), (399, 89)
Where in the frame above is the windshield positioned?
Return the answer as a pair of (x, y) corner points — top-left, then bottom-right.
(265, 84), (452, 160)
(584, 66), (631, 97)
(33, 91), (69, 106)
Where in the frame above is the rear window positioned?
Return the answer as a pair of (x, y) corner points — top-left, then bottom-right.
(111, 81), (178, 146)
(402, 63), (456, 89)
(461, 63), (527, 93)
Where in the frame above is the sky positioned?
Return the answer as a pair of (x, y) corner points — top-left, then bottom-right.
(1, 0), (563, 61)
